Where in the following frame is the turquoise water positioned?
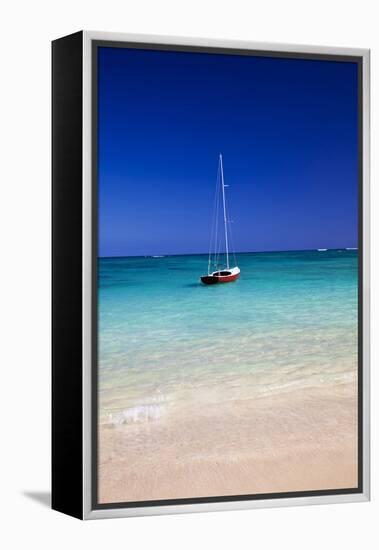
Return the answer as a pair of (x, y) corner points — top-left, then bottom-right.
(98, 250), (358, 424)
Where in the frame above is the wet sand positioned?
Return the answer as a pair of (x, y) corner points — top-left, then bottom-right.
(98, 380), (358, 504)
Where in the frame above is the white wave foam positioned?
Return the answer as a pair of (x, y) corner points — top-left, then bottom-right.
(108, 404), (161, 426)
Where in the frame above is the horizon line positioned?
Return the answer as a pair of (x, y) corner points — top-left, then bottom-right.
(99, 247), (358, 260)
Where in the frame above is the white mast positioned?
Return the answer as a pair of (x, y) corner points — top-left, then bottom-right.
(219, 153), (230, 269)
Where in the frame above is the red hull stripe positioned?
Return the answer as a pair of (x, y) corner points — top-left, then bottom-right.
(201, 273), (240, 285)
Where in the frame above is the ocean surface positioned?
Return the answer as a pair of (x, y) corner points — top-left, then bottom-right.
(98, 250), (358, 426)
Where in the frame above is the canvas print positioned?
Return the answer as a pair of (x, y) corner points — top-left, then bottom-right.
(96, 46), (359, 505)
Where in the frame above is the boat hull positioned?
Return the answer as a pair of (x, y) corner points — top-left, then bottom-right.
(201, 268), (240, 285)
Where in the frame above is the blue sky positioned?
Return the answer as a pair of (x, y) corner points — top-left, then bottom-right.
(98, 46), (358, 257)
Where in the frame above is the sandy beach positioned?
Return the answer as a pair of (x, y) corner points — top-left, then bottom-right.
(98, 378), (357, 503)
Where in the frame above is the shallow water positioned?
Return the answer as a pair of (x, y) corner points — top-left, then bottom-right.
(98, 249), (358, 425)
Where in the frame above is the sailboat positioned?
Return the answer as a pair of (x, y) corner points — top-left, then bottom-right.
(201, 154), (240, 285)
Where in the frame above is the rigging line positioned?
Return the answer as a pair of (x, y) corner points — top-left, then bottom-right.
(208, 161), (221, 274)
(215, 213), (223, 268)
(225, 182), (237, 268)
(228, 217), (238, 267)
(215, 235), (223, 269)
(220, 154), (230, 270)
(215, 169), (221, 265)
(213, 163), (221, 271)
(208, 183), (217, 273)
(222, 193), (237, 269)
(214, 165), (221, 272)
(229, 225), (238, 267)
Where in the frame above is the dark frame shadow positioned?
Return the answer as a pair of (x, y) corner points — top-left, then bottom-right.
(23, 491), (51, 508)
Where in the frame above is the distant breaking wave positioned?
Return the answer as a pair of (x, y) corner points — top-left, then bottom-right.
(108, 404), (161, 426)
